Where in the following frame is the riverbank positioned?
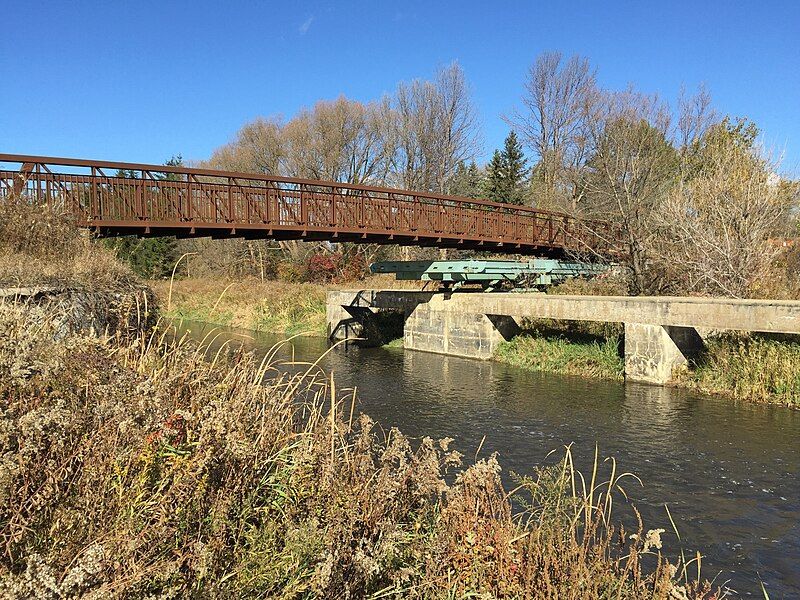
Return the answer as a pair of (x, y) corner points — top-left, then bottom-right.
(677, 334), (800, 404)
(150, 278), (329, 336)
(0, 205), (751, 597)
(1, 300), (717, 598)
(151, 276), (422, 337)
(496, 325), (800, 406)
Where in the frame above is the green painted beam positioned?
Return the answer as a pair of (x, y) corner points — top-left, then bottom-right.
(370, 259), (607, 289)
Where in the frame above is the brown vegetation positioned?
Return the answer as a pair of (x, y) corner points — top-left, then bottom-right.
(0, 201), (155, 338)
(0, 304), (717, 598)
(0, 202), (136, 292)
(150, 277), (329, 335)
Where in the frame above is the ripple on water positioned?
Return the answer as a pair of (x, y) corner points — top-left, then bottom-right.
(175, 322), (800, 598)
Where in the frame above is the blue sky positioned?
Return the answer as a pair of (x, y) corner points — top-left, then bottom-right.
(2, 1), (798, 175)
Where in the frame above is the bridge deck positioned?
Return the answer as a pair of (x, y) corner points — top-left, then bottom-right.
(0, 154), (614, 257)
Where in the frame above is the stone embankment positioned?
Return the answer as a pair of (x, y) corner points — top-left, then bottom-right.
(0, 284), (157, 338)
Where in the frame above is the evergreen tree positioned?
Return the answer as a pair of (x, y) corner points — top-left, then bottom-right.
(103, 156), (183, 279)
(482, 150), (506, 201)
(502, 131), (529, 205)
(481, 131), (529, 205)
(448, 160), (483, 199)
(465, 161), (482, 198)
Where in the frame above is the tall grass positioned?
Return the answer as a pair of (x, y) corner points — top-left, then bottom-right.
(152, 278), (328, 336)
(0, 201), (136, 291)
(496, 319), (625, 381)
(679, 334), (800, 405)
(498, 322), (799, 405)
(0, 304), (717, 598)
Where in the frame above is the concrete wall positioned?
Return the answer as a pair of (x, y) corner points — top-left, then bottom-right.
(406, 293), (800, 335)
(623, 324), (707, 384)
(404, 295), (520, 359)
(326, 290), (800, 385)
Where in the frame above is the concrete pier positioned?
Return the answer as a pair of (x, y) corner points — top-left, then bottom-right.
(403, 295), (520, 359)
(326, 290), (800, 385)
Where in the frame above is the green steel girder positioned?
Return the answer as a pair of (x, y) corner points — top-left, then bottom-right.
(370, 259), (607, 290)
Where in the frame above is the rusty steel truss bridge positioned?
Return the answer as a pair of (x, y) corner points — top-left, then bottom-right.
(0, 153), (615, 258)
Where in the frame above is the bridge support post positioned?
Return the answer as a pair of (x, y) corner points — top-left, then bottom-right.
(404, 297), (520, 359)
(327, 294), (382, 346)
(624, 323), (705, 384)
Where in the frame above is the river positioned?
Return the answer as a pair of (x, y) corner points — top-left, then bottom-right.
(176, 321), (799, 598)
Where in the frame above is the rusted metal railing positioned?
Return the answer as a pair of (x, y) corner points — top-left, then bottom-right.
(0, 153), (615, 257)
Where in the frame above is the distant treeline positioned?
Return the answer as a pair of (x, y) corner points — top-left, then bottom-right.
(108, 53), (800, 298)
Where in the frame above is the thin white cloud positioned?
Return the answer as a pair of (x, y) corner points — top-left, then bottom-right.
(298, 15), (314, 35)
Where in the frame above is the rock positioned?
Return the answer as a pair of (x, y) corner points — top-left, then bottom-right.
(0, 285), (157, 339)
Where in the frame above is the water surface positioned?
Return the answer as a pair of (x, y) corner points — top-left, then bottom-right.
(176, 321), (800, 597)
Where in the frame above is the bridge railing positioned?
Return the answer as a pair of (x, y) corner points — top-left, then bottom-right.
(0, 154), (616, 256)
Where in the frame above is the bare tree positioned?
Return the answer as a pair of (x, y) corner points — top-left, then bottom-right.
(206, 117), (285, 173)
(282, 96), (395, 185)
(508, 52), (597, 210)
(658, 125), (791, 297)
(392, 62), (480, 193)
(434, 63), (481, 193)
(676, 83), (717, 151)
(393, 78), (438, 191)
(580, 90), (678, 294)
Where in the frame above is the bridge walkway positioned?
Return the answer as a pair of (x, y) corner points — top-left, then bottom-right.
(0, 153), (615, 258)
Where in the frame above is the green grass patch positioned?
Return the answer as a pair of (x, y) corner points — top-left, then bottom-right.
(165, 305), (235, 328)
(383, 337), (404, 348)
(680, 335), (800, 405)
(499, 326), (800, 405)
(253, 294), (327, 337)
(496, 333), (624, 381)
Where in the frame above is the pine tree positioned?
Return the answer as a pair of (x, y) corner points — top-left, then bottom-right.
(503, 131), (529, 205)
(482, 150), (506, 201)
(465, 161), (482, 198)
(449, 160), (483, 199)
(482, 132), (529, 205)
(103, 156), (183, 278)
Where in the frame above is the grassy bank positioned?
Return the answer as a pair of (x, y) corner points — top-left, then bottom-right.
(151, 278), (328, 336)
(0, 203), (136, 291)
(678, 334), (800, 404)
(152, 275), (425, 338)
(496, 324), (799, 406)
(497, 334), (625, 381)
(0, 303), (716, 598)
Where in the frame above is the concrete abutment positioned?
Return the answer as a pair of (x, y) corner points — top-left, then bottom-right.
(326, 290), (800, 386)
(624, 323), (706, 384)
(403, 296), (520, 359)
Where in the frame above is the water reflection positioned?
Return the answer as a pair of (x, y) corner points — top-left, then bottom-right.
(174, 321), (800, 597)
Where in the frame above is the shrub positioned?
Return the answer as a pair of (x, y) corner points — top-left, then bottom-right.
(305, 252), (342, 283)
(340, 250), (368, 281)
(277, 260), (308, 283)
(0, 306), (714, 598)
(102, 236), (181, 279)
